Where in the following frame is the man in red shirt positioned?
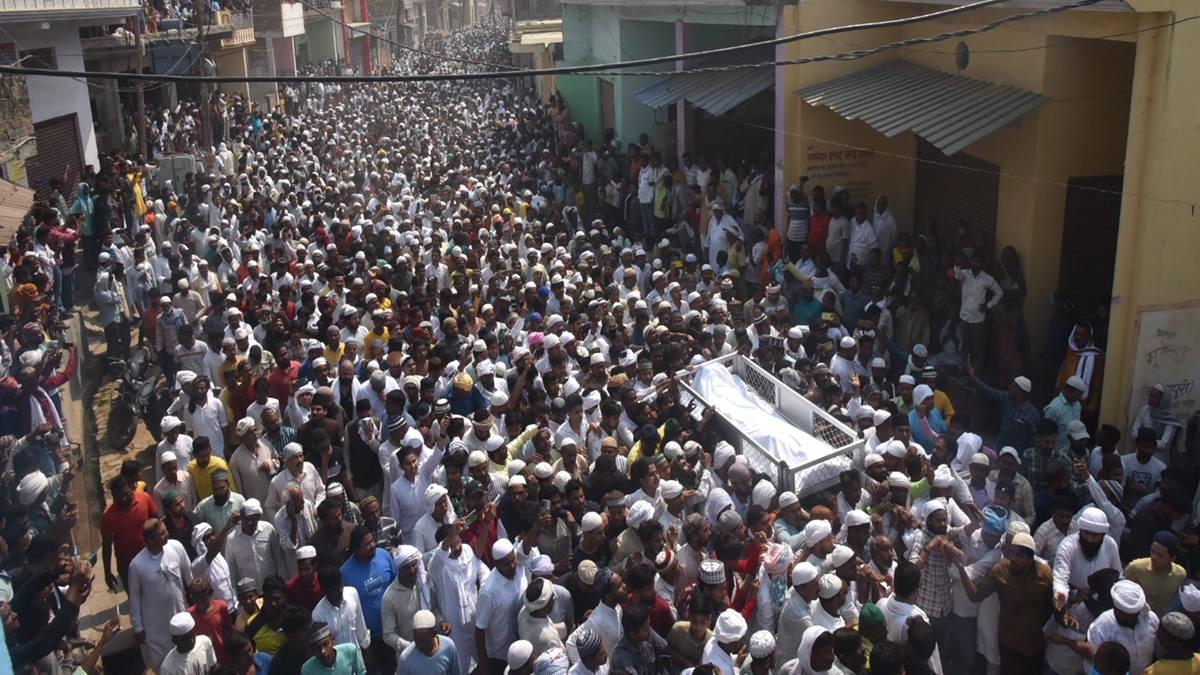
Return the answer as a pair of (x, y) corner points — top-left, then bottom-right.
(625, 561), (676, 638)
(285, 546), (323, 610)
(808, 196), (832, 258)
(268, 345), (300, 402)
(100, 474), (159, 590)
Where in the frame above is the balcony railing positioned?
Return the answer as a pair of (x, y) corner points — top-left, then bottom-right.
(219, 8), (255, 45)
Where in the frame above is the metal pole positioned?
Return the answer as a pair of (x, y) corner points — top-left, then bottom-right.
(135, 4), (148, 159)
(197, 4), (212, 151)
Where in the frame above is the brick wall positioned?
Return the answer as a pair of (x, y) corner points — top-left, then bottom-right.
(0, 73), (38, 166)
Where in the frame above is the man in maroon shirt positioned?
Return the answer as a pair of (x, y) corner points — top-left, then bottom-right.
(268, 345), (300, 402)
(625, 561), (675, 638)
(285, 545), (322, 610)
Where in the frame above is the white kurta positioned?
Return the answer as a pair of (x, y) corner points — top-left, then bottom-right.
(265, 463), (326, 521)
(224, 521), (287, 590)
(428, 546), (490, 675)
(129, 540), (194, 671)
(229, 441), (276, 504)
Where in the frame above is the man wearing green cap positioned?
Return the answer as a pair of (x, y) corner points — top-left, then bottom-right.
(162, 490), (200, 558)
(857, 603), (887, 660)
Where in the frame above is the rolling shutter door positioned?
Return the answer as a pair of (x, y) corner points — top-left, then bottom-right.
(29, 114), (82, 204)
(914, 138), (1000, 262)
(1057, 175), (1123, 313)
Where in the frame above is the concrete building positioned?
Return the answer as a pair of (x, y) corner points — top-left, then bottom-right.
(555, 0), (777, 168)
(0, 0), (143, 198)
(779, 0), (1200, 436)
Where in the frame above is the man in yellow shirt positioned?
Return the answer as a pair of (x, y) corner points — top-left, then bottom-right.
(1143, 612), (1200, 675)
(1123, 531), (1187, 616)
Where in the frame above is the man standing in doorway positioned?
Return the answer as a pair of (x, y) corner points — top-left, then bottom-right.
(954, 249), (1004, 370)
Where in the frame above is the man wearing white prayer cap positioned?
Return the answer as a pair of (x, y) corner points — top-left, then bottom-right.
(229, 415), (276, 504)
(506, 640), (537, 675)
(804, 518), (835, 569)
(1051, 506), (1121, 610)
(746, 630), (776, 670)
(814, 574), (847, 631)
(224, 498), (287, 593)
(156, 413), (194, 469)
(160, 611), (217, 675)
(772, 557), (820, 667)
(1083, 579), (1160, 675)
(396, 609), (461, 675)
(701, 608), (747, 675)
(477, 539), (529, 675)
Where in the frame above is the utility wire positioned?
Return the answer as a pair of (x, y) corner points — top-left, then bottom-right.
(0, 0), (1072, 82)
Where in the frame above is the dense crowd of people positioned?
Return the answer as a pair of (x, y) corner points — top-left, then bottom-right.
(4, 17), (1200, 675)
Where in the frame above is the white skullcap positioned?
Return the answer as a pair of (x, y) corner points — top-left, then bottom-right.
(468, 451), (488, 467)
(581, 512), (604, 532)
(160, 451), (177, 465)
(748, 630), (776, 659)
(845, 510), (871, 528)
(1111, 580), (1146, 614)
(555, 472), (571, 492)
(873, 410), (892, 426)
(509, 475), (527, 487)
(884, 440), (908, 458)
(1077, 506), (1109, 534)
(19, 472), (51, 506)
(932, 465), (955, 488)
(714, 608), (748, 643)
(804, 519), (832, 546)
(752, 480), (776, 507)
(864, 454), (885, 467)
(284, 443), (304, 460)
(899, 375), (916, 386)
(840, 336), (857, 349)
(713, 442), (736, 469)
(1066, 375), (1087, 391)
(663, 441), (683, 460)
(627, 501), (654, 529)
(485, 436), (504, 452)
(492, 538), (515, 560)
(660, 480), (683, 499)
(506, 641), (534, 669)
(1180, 584), (1200, 613)
(236, 416), (256, 435)
(829, 545), (855, 568)
(792, 562), (819, 585)
(533, 462), (553, 479)
(413, 610), (437, 630)
(778, 491), (799, 508)
(888, 471), (911, 489)
(818, 574), (844, 599)
(242, 499), (263, 516)
(296, 545), (317, 560)
(161, 415), (181, 431)
(491, 391), (509, 407)
(169, 612), (196, 636)
(922, 500), (946, 519)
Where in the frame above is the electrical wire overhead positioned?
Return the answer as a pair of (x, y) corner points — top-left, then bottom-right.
(0, 0), (1095, 83)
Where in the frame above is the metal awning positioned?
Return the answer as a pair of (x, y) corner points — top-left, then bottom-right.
(0, 178), (33, 248)
(636, 44), (774, 117)
(796, 60), (1049, 156)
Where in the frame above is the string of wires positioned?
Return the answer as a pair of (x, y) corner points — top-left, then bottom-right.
(0, 0), (1077, 83)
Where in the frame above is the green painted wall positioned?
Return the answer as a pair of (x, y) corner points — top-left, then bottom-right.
(556, 74), (601, 141)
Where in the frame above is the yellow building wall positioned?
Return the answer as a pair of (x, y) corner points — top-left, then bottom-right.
(1103, 6), (1200, 433)
(782, 0), (1191, 431)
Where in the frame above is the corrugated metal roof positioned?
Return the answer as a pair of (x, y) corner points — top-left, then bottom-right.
(636, 44), (775, 117)
(795, 60), (1049, 156)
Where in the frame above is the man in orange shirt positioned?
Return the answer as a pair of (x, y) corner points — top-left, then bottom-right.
(101, 474), (159, 591)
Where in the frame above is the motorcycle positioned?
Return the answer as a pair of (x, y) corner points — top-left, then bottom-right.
(106, 346), (172, 449)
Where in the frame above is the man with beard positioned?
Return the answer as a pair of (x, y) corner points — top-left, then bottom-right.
(1051, 507), (1121, 611)
(954, 531), (1068, 675)
(1053, 579), (1160, 675)
(905, 499), (979, 671)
